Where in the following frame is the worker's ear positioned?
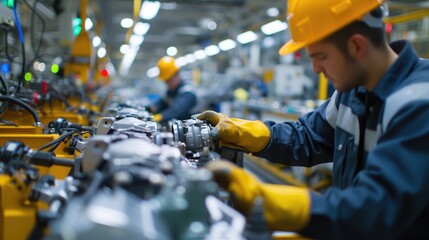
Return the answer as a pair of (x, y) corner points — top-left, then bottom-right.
(347, 34), (367, 60)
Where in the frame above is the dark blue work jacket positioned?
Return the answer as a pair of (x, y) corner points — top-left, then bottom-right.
(256, 41), (429, 239)
(157, 80), (197, 122)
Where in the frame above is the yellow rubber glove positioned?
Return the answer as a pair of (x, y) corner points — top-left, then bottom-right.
(206, 160), (311, 232)
(153, 113), (163, 122)
(195, 111), (270, 153)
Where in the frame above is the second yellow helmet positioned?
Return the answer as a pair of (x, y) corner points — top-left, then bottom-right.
(157, 56), (179, 81)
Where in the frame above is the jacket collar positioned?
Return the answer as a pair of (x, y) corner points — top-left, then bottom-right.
(372, 40), (419, 101)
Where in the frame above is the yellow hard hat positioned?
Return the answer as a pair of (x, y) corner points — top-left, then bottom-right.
(157, 56), (179, 81)
(279, 0), (385, 55)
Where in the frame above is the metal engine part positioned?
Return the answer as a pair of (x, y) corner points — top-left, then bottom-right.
(46, 135), (245, 239)
(171, 119), (213, 153)
(47, 168), (245, 240)
(95, 117), (158, 136)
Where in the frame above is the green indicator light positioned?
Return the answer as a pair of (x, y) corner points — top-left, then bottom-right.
(73, 26), (81, 36)
(73, 18), (82, 26)
(51, 64), (59, 74)
(73, 18), (82, 36)
(7, 0), (14, 8)
(24, 72), (32, 81)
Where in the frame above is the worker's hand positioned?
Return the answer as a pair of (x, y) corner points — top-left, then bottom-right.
(206, 160), (311, 232)
(194, 110), (270, 153)
(153, 113), (163, 122)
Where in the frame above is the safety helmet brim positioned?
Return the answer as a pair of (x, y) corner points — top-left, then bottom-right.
(279, 39), (306, 56)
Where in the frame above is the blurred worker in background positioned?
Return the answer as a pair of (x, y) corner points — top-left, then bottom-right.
(151, 56), (197, 123)
(197, 0), (429, 239)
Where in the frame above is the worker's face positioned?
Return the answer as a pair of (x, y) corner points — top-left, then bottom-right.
(165, 74), (179, 90)
(306, 41), (366, 92)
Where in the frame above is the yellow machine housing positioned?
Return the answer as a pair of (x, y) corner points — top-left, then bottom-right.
(0, 175), (37, 240)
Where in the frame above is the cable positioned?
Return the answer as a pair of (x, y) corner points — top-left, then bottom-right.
(0, 118), (17, 126)
(23, 0), (45, 71)
(0, 75), (10, 95)
(0, 75), (10, 114)
(0, 95), (41, 123)
(12, 2), (26, 93)
(3, 27), (13, 62)
(36, 129), (78, 152)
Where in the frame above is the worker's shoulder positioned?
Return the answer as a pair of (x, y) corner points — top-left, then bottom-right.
(178, 84), (196, 94)
(383, 79), (429, 132)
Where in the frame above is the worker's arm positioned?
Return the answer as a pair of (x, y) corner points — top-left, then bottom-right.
(300, 102), (429, 239)
(207, 103), (429, 239)
(254, 92), (338, 167)
(150, 98), (168, 113)
(197, 93), (337, 166)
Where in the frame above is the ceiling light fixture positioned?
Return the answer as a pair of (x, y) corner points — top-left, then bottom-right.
(207, 21), (217, 30)
(237, 31), (258, 44)
(193, 50), (207, 60)
(185, 54), (196, 63)
(120, 44), (129, 54)
(147, 67), (160, 78)
(267, 7), (279, 17)
(261, 20), (288, 35)
(166, 46), (178, 56)
(120, 18), (133, 28)
(175, 57), (187, 67)
(133, 22), (150, 35)
(204, 45), (220, 56)
(85, 18), (93, 31)
(92, 36), (101, 47)
(129, 35), (144, 46)
(140, 1), (161, 20)
(97, 47), (107, 58)
(218, 39), (236, 51)
(119, 46), (140, 76)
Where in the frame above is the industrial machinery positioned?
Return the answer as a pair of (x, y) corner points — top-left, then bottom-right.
(45, 136), (245, 240)
(0, 95), (252, 239)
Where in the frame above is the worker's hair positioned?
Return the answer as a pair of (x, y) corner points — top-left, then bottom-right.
(323, 8), (387, 57)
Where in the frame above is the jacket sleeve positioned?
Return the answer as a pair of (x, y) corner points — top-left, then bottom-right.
(160, 91), (197, 122)
(255, 95), (336, 167)
(152, 98), (168, 113)
(301, 102), (429, 239)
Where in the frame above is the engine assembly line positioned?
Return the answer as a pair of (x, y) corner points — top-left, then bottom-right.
(2, 0), (429, 239)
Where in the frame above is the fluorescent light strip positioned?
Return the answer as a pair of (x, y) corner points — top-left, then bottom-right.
(97, 47), (106, 58)
(237, 31), (258, 44)
(205, 45), (220, 56)
(119, 46), (140, 76)
(186, 54), (196, 63)
(166, 46), (178, 56)
(140, 1), (161, 20)
(120, 18), (133, 28)
(85, 18), (93, 31)
(175, 57), (187, 67)
(129, 35), (144, 46)
(261, 20), (288, 35)
(147, 67), (160, 78)
(218, 39), (236, 51)
(92, 36), (101, 47)
(133, 22), (150, 35)
(120, 44), (129, 54)
(194, 50), (207, 60)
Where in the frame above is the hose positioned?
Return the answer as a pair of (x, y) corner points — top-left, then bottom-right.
(0, 95), (41, 124)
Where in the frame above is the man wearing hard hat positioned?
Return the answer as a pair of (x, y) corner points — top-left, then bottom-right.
(151, 56), (197, 123)
(197, 0), (429, 238)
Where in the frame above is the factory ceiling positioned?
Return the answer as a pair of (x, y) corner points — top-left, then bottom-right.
(28, 0), (429, 80)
